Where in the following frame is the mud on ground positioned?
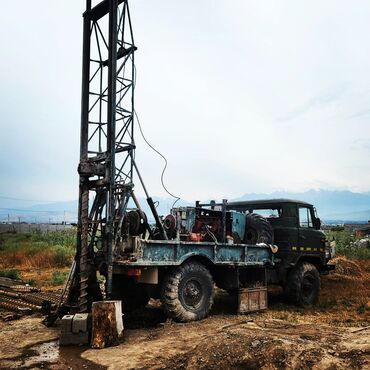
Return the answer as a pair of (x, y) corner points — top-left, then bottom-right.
(0, 257), (369, 370)
(81, 313), (369, 370)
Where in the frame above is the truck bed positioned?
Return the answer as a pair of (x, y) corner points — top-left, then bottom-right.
(114, 239), (274, 267)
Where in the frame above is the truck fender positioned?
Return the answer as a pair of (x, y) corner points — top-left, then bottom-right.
(179, 253), (214, 269)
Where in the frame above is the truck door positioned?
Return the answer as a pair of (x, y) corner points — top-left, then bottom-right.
(298, 206), (318, 251)
(272, 204), (299, 264)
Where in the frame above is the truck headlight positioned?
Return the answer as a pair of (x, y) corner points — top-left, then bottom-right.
(330, 240), (336, 257)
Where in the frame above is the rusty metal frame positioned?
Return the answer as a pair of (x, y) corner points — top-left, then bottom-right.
(76, 0), (137, 312)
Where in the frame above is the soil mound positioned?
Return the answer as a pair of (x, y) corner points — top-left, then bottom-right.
(332, 256), (364, 278)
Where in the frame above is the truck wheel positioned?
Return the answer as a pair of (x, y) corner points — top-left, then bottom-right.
(161, 262), (214, 322)
(286, 262), (320, 306)
(245, 213), (274, 244)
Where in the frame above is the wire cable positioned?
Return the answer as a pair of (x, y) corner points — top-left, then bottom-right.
(132, 63), (181, 208)
(134, 110), (180, 208)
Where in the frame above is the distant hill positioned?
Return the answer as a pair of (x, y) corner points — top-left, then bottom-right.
(321, 210), (370, 223)
(0, 196), (189, 224)
(1, 190), (370, 223)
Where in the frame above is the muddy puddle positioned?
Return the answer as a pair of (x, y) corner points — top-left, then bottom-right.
(0, 306), (168, 369)
(0, 340), (105, 370)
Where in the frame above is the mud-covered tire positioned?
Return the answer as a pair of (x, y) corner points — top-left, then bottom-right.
(244, 213), (274, 244)
(285, 262), (320, 306)
(161, 262), (214, 322)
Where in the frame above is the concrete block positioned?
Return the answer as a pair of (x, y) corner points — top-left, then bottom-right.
(72, 313), (89, 333)
(59, 332), (89, 346)
(60, 315), (74, 333)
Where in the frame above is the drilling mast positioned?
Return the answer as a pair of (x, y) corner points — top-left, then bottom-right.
(76, 0), (138, 312)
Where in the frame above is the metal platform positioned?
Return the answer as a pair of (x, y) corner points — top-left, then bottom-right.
(114, 239), (274, 267)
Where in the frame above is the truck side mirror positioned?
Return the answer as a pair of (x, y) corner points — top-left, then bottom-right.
(315, 218), (321, 230)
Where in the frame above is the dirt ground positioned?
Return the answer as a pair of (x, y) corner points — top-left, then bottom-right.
(0, 257), (369, 370)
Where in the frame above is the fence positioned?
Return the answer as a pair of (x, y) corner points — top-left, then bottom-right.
(0, 224), (74, 234)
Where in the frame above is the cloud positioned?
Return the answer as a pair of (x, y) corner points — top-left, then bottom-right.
(277, 84), (348, 122)
(348, 108), (370, 120)
(1, 0), (370, 202)
(350, 138), (370, 151)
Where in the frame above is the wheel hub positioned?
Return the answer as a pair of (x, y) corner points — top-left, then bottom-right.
(182, 279), (202, 308)
(302, 276), (314, 299)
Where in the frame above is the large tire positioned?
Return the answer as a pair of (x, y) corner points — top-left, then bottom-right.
(161, 262), (214, 322)
(244, 213), (274, 244)
(285, 262), (320, 306)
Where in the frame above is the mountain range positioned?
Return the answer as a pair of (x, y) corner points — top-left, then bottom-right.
(1, 190), (370, 224)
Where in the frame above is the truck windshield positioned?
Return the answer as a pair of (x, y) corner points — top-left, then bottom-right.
(250, 208), (282, 218)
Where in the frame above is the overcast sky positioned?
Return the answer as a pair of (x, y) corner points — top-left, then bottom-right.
(1, 0), (370, 204)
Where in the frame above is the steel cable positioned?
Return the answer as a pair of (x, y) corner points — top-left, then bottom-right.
(132, 63), (181, 208)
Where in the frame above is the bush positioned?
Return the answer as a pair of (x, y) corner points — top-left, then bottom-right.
(0, 269), (21, 280)
(52, 245), (75, 267)
(326, 229), (370, 259)
(26, 278), (37, 286)
(31, 230), (76, 248)
(356, 302), (368, 314)
(50, 271), (69, 286)
(0, 230), (76, 268)
(330, 226), (345, 232)
(27, 241), (50, 255)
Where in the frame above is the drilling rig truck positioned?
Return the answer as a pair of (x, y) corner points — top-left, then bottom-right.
(57, 0), (335, 323)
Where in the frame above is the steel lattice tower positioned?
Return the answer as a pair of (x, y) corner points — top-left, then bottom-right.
(76, 0), (137, 312)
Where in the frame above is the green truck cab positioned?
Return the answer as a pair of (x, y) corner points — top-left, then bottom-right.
(228, 199), (335, 306)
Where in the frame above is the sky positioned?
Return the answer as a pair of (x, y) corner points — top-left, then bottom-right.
(1, 0), (370, 204)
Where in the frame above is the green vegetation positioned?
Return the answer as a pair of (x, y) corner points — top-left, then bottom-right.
(325, 229), (370, 260)
(0, 268), (21, 280)
(0, 230), (76, 268)
(50, 271), (69, 286)
(29, 230), (76, 247)
(26, 278), (37, 286)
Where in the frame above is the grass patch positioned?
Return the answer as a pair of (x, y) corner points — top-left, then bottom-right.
(0, 230), (76, 268)
(30, 230), (76, 246)
(356, 303), (367, 314)
(325, 229), (370, 260)
(50, 271), (69, 286)
(26, 278), (37, 286)
(0, 269), (21, 280)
